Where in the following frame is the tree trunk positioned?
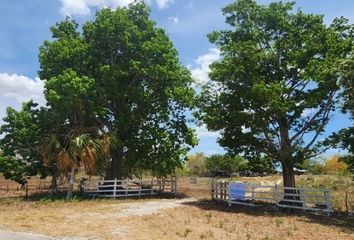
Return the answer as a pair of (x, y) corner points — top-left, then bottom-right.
(67, 167), (75, 199)
(50, 170), (57, 199)
(278, 116), (300, 206)
(107, 150), (124, 180)
(279, 116), (296, 188)
(281, 161), (295, 188)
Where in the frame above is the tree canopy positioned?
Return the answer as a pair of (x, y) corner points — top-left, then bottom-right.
(0, 102), (49, 185)
(198, 0), (354, 187)
(39, 3), (197, 179)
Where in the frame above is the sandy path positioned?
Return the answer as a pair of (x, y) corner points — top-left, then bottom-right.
(255, 177), (282, 186)
(0, 230), (54, 240)
(112, 197), (197, 217)
(0, 231), (88, 240)
(1, 198), (197, 239)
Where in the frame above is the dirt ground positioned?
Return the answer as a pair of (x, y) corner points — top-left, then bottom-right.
(0, 176), (353, 239)
(0, 197), (353, 239)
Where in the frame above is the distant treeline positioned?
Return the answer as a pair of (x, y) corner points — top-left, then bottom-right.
(178, 153), (349, 177)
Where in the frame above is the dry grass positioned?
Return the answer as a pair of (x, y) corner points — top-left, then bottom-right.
(121, 200), (354, 240)
(177, 175), (354, 211)
(0, 174), (353, 239)
(0, 198), (353, 240)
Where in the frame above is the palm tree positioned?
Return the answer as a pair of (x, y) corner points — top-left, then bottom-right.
(41, 133), (109, 198)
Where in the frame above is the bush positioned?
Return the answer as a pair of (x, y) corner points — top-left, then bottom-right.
(186, 153), (207, 177)
(323, 156), (348, 175)
(296, 159), (324, 175)
(205, 154), (248, 177)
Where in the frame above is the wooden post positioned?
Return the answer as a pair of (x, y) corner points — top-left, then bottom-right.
(211, 178), (215, 200)
(345, 191), (349, 214)
(300, 189), (306, 208)
(324, 190), (331, 210)
(214, 181), (217, 199)
(125, 179), (128, 198)
(224, 182), (227, 200)
(274, 184), (278, 205)
(162, 178), (165, 193)
(138, 179), (141, 198)
(25, 183), (28, 200)
(220, 182), (223, 200)
(251, 185), (255, 206)
(113, 178), (117, 199)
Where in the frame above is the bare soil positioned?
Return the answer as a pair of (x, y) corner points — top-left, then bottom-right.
(0, 197), (353, 240)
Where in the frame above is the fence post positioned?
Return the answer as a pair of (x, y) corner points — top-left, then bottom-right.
(274, 184), (278, 206)
(138, 179), (141, 198)
(25, 183), (28, 200)
(220, 181), (224, 200)
(125, 179), (128, 198)
(228, 181), (231, 206)
(324, 190), (331, 210)
(172, 177), (177, 196)
(224, 182), (227, 200)
(345, 191), (349, 214)
(162, 178), (165, 193)
(150, 179), (154, 196)
(211, 178), (215, 200)
(299, 189), (306, 208)
(251, 185), (255, 206)
(113, 178), (117, 199)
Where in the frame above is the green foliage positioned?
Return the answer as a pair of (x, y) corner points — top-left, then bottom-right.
(326, 127), (354, 177)
(328, 57), (354, 176)
(198, 0), (354, 186)
(205, 154), (248, 176)
(0, 102), (49, 184)
(247, 157), (275, 174)
(0, 155), (27, 185)
(186, 153), (207, 176)
(295, 159), (324, 175)
(38, 2), (197, 178)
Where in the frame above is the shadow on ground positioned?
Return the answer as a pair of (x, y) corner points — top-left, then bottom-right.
(182, 198), (354, 234)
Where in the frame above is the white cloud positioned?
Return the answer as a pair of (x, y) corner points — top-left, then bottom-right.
(60, 0), (173, 16)
(195, 124), (220, 138)
(191, 48), (220, 85)
(168, 16), (179, 24)
(155, 0), (173, 9)
(0, 73), (45, 105)
(60, 0), (134, 16)
(241, 126), (251, 133)
(301, 108), (316, 117)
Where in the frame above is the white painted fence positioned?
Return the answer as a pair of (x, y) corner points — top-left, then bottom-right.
(211, 180), (333, 213)
(82, 178), (176, 198)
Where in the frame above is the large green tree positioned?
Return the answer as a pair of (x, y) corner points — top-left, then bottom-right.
(39, 3), (196, 179)
(327, 50), (354, 177)
(0, 101), (49, 185)
(198, 0), (354, 187)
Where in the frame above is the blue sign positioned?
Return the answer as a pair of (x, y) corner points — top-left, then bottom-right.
(229, 183), (246, 201)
